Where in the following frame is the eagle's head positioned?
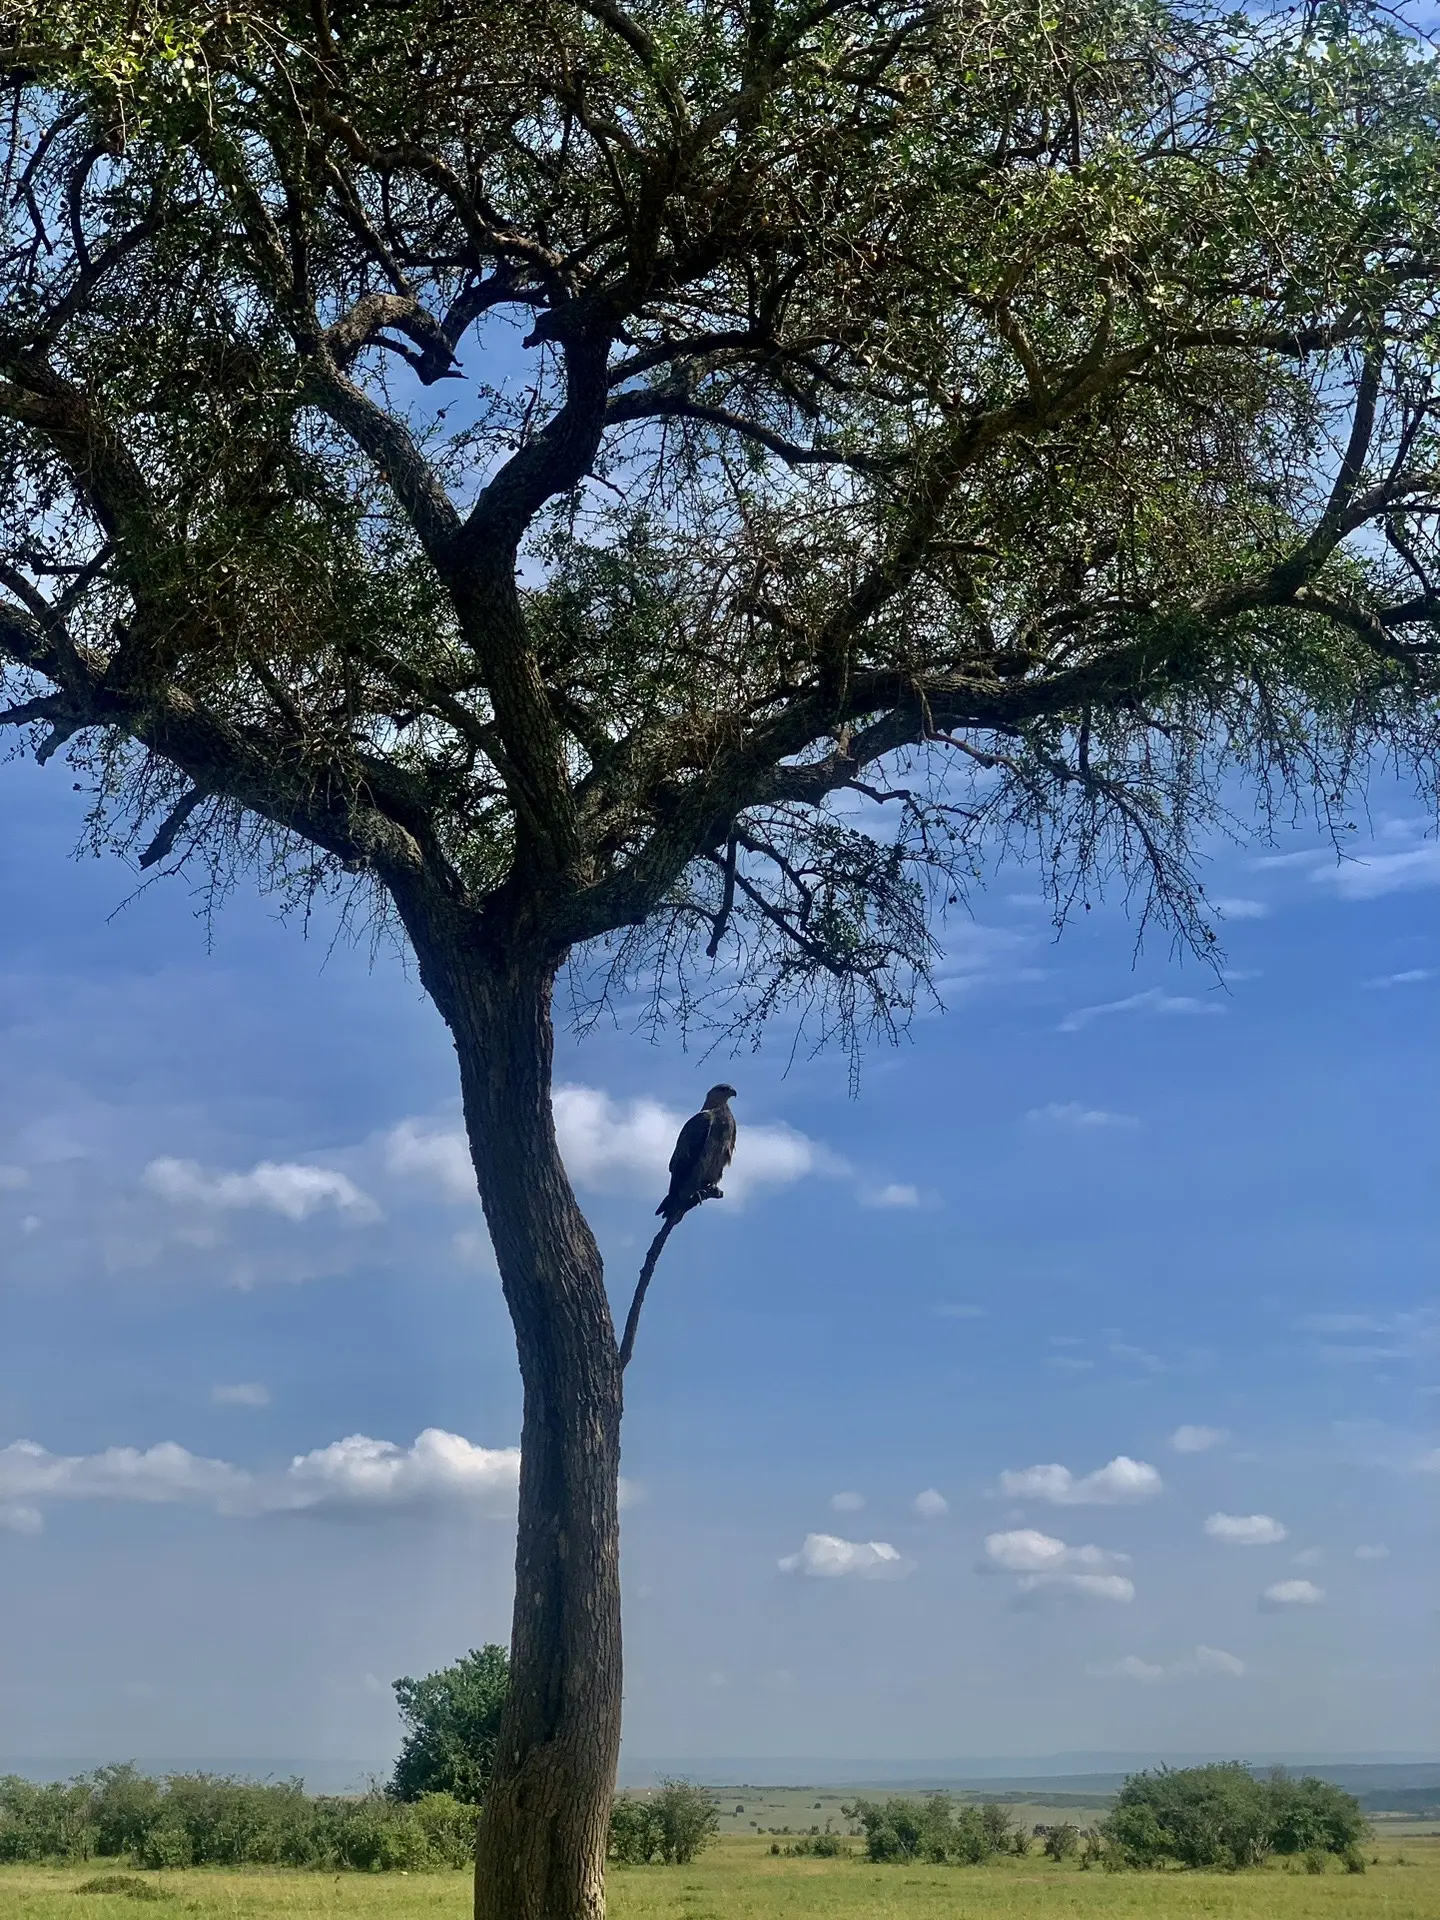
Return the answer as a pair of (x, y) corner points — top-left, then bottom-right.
(703, 1083), (737, 1108)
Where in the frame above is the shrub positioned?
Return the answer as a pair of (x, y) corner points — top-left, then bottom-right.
(85, 1768), (165, 1861)
(608, 1796), (663, 1865)
(1102, 1764), (1367, 1872)
(846, 1796), (1006, 1866)
(1303, 1847), (1328, 1874)
(1043, 1823), (1079, 1862)
(136, 1822), (192, 1871)
(0, 1779), (98, 1863)
(1266, 1772), (1368, 1858)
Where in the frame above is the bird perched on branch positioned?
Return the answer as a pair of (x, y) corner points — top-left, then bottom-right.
(656, 1084), (738, 1219)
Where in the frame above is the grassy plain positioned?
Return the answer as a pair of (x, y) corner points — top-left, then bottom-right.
(5, 1834), (1440, 1920)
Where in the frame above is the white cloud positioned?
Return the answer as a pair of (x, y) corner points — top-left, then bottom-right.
(385, 1090), (848, 1211)
(0, 1503), (43, 1535)
(1261, 1578), (1324, 1608)
(261, 1429), (519, 1517)
(1291, 1546), (1323, 1567)
(144, 1157), (378, 1223)
(1058, 987), (1224, 1033)
(0, 1428), (519, 1524)
(553, 1085), (843, 1204)
(980, 1529), (1133, 1601)
(1090, 1645), (1245, 1682)
(913, 1488), (949, 1518)
(1211, 898), (1269, 920)
(1205, 1512), (1288, 1547)
(1170, 1424), (1228, 1454)
(1414, 1449), (1440, 1474)
(778, 1533), (910, 1579)
(1364, 968), (1435, 989)
(1354, 1544), (1390, 1561)
(860, 1182), (920, 1209)
(0, 1165), (31, 1191)
(999, 1455), (1162, 1505)
(981, 1528), (1127, 1574)
(210, 1383), (271, 1409)
(829, 1490), (865, 1513)
(1026, 1102), (1138, 1129)
(383, 1119), (477, 1201)
(0, 1437), (248, 1505)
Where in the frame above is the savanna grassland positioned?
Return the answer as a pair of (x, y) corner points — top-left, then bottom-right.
(5, 1834), (1439, 1920)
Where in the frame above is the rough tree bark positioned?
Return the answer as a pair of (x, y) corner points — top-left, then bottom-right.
(404, 895), (623, 1920)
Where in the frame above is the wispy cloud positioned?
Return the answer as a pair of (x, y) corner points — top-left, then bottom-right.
(860, 1182), (920, 1209)
(1363, 968), (1435, 989)
(1354, 1544), (1390, 1561)
(1000, 1456), (1162, 1505)
(1170, 1424), (1228, 1454)
(1210, 898), (1269, 920)
(1298, 1308), (1439, 1367)
(935, 1303), (985, 1320)
(210, 1383), (270, 1409)
(1205, 1512), (1287, 1546)
(1058, 987), (1224, 1033)
(912, 1488), (949, 1518)
(829, 1491), (865, 1513)
(144, 1158), (378, 1224)
(0, 1165), (31, 1191)
(779, 1533), (911, 1579)
(1319, 845), (1440, 900)
(1089, 1645), (1246, 1682)
(1026, 1102), (1139, 1129)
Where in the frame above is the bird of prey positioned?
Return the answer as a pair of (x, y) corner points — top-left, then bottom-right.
(656, 1085), (738, 1219)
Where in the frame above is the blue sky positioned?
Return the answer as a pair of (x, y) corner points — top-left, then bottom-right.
(1, 749), (1437, 1778)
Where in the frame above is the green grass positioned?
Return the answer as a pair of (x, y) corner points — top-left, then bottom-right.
(5, 1834), (1440, 1920)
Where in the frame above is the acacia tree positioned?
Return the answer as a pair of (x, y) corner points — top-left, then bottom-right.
(5, 3), (1440, 1916)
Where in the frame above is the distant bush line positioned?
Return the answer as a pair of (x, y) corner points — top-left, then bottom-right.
(0, 1766), (477, 1871)
(845, 1765), (1369, 1873)
(0, 1760), (1369, 1877)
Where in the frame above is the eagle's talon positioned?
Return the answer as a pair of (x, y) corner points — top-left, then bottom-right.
(703, 1183), (724, 1200)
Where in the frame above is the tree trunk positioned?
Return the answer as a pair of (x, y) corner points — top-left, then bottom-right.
(410, 916), (622, 1920)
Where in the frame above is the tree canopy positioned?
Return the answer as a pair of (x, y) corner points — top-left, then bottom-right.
(389, 1645), (510, 1806)
(5, 0), (1440, 1048)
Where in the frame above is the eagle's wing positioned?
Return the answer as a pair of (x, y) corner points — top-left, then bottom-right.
(668, 1110), (711, 1181)
(699, 1108), (737, 1186)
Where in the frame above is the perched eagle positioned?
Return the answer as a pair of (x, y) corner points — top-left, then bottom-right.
(656, 1085), (738, 1219)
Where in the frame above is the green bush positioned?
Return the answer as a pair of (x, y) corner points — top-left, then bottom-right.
(135, 1823), (191, 1872)
(1043, 1822), (1079, 1862)
(608, 1781), (718, 1866)
(845, 1796), (1007, 1866)
(0, 1779), (98, 1863)
(1102, 1764), (1367, 1872)
(608, 1797), (663, 1865)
